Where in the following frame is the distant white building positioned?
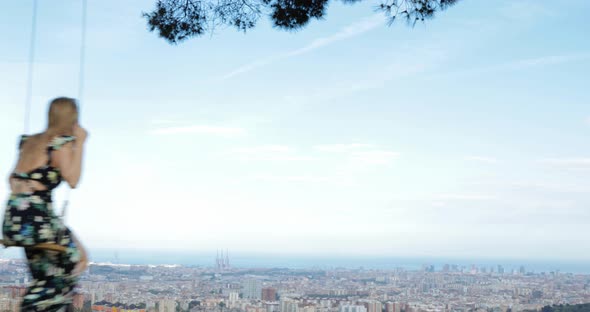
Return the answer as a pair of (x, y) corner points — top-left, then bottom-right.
(266, 302), (280, 312)
(0, 299), (10, 312)
(340, 305), (367, 312)
(242, 278), (262, 299)
(280, 299), (299, 312)
(229, 291), (240, 303)
(364, 301), (382, 312)
(140, 275), (154, 281)
(159, 299), (177, 312)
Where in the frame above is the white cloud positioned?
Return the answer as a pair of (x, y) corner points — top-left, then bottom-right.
(499, 0), (554, 23)
(250, 174), (350, 184)
(435, 193), (497, 201)
(316, 144), (400, 166)
(236, 155), (314, 161)
(540, 158), (590, 169)
(220, 59), (277, 81)
(219, 15), (382, 80)
(391, 193), (496, 202)
(509, 54), (590, 69)
(149, 125), (246, 137)
(350, 150), (400, 165)
(234, 145), (293, 154)
(447, 53), (590, 78)
(315, 143), (375, 152)
(283, 15), (383, 58)
(282, 48), (438, 103)
(509, 181), (590, 193)
(231, 144), (400, 164)
(465, 156), (498, 164)
(149, 119), (179, 125)
(231, 145), (314, 161)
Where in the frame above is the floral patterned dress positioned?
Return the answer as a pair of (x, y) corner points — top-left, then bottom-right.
(2, 135), (82, 312)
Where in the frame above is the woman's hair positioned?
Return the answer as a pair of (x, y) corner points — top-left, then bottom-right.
(47, 97), (78, 136)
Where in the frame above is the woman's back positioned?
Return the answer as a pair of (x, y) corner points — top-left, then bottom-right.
(11, 132), (76, 193)
(15, 133), (51, 170)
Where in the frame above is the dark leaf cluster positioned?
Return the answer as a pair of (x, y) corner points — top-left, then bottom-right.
(143, 0), (459, 43)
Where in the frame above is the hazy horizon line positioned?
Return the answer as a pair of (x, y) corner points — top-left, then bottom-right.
(83, 248), (590, 262)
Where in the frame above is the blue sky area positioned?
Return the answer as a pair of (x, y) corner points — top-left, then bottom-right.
(1, 0), (589, 262)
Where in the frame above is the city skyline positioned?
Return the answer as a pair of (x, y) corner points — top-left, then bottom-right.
(2, 258), (589, 312)
(0, 0), (589, 260)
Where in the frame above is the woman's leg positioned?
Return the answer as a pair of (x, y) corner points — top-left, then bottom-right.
(4, 193), (82, 311)
(70, 232), (88, 277)
(21, 247), (65, 312)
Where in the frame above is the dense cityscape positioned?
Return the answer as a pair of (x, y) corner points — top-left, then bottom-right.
(1, 252), (589, 312)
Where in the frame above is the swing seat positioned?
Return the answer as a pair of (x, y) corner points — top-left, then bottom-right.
(0, 239), (67, 253)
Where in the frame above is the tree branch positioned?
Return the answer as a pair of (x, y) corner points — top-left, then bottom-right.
(143, 0), (460, 43)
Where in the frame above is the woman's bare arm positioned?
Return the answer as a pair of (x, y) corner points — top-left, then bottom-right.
(8, 141), (36, 193)
(54, 125), (88, 188)
(8, 137), (22, 190)
(53, 139), (86, 188)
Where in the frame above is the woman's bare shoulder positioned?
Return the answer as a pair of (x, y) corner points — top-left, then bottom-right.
(17, 133), (56, 155)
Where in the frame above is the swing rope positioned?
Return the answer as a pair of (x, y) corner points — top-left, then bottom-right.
(78, 0), (88, 103)
(23, 0), (39, 134)
(23, 0), (88, 133)
(21, 0), (89, 220)
(62, 0), (88, 219)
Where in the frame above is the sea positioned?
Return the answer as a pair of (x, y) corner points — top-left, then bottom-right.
(2, 248), (589, 274)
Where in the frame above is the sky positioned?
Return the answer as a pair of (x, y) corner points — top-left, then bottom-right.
(0, 0), (589, 262)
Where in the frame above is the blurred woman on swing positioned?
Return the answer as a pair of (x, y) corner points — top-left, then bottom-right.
(2, 97), (89, 311)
